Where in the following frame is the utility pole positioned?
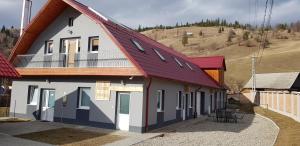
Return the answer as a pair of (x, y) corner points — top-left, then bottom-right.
(252, 55), (256, 99)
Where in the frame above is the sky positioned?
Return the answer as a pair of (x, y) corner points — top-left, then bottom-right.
(0, 0), (300, 29)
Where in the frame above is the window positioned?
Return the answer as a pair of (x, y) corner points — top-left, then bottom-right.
(132, 39), (145, 52)
(153, 49), (166, 61)
(177, 91), (182, 109)
(68, 17), (74, 27)
(27, 86), (38, 105)
(45, 40), (53, 54)
(174, 57), (183, 67)
(186, 62), (193, 70)
(78, 87), (91, 109)
(60, 39), (81, 53)
(190, 92), (194, 108)
(157, 90), (165, 112)
(89, 37), (99, 53)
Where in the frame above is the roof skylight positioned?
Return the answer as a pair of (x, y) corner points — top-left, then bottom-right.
(153, 49), (166, 61)
(132, 40), (145, 52)
(174, 58), (183, 67)
(186, 63), (194, 70)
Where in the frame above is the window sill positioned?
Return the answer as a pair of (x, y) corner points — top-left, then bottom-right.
(27, 104), (37, 106)
(89, 51), (98, 54)
(176, 108), (182, 110)
(77, 107), (90, 110)
(157, 110), (164, 113)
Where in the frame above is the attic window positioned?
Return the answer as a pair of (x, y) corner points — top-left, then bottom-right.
(153, 49), (166, 61)
(186, 63), (194, 70)
(68, 17), (74, 27)
(132, 39), (145, 52)
(174, 57), (183, 67)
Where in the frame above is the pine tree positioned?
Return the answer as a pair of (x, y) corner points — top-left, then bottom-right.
(1, 25), (5, 33)
(182, 31), (188, 46)
(138, 25), (142, 32)
(218, 27), (222, 33)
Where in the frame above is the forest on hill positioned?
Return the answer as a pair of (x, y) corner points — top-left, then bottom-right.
(0, 26), (19, 57)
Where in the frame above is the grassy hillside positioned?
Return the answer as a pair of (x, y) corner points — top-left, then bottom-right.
(141, 26), (300, 91)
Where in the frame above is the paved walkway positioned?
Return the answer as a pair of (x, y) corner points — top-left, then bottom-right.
(136, 114), (279, 146)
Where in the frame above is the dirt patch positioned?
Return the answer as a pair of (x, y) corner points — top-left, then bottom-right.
(0, 107), (9, 117)
(254, 106), (300, 146)
(15, 127), (124, 146)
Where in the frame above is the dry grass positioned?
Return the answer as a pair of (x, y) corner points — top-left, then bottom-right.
(15, 128), (124, 146)
(254, 106), (300, 146)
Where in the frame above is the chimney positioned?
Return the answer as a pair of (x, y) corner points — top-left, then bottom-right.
(20, 0), (32, 36)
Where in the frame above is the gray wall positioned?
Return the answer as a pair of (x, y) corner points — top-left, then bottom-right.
(23, 6), (132, 68)
(10, 77), (144, 128)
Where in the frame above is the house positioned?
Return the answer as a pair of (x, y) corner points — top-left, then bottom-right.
(242, 72), (300, 122)
(0, 53), (19, 107)
(190, 56), (227, 111)
(9, 0), (225, 133)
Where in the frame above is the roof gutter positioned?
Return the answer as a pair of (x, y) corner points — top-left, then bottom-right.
(145, 77), (152, 132)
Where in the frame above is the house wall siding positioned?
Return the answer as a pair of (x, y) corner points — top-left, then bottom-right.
(22, 7), (132, 68)
(10, 77), (144, 131)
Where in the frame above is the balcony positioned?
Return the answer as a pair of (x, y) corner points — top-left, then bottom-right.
(13, 53), (143, 76)
(13, 53), (133, 68)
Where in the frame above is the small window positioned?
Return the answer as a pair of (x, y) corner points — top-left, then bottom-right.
(174, 57), (183, 67)
(157, 90), (165, 112)
(89, 37), (99, 53)
(68, 17), (74, 27)
(132, 39), (145, 52)
(177, 91), (182, 109)
(27, 86), (38, 105)
(190, 92), (194, 107)
(153, 49), (166, 61)
(45, 40), (53, 54)
(186, 63), (193, 70)
(78, 87), (91, 109)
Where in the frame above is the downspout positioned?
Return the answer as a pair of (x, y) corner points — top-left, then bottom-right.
(145, 77), (152, 132)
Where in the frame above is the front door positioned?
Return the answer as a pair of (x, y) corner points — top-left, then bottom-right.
(117, 92), (130, 131)
(41, 89), (55, 121)
(67, 39), (77, 67)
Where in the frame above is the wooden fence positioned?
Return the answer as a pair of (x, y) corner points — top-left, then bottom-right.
(246, 91), (300, 122)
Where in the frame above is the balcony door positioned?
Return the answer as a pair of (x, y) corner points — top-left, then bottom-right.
(60, 38), (80, 67)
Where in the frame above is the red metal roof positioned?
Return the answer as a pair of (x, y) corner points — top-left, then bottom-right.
(0, 53), (19, 78)
(64, 1), (220, 88)
(190, 56), (226, 70)
(10, 0), (219, 88)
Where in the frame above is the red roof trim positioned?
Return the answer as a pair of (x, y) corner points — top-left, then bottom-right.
(190, 56), (226, 71)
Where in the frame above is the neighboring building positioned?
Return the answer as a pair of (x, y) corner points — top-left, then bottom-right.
(243, 72), (300, 122)
(243, 72), (300, 103)
(9, 0), (225, 133)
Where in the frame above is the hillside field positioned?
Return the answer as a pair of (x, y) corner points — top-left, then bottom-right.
(142, 26), (300, 91)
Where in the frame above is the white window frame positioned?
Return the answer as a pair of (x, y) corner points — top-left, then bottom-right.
(45, 40), (53, 55)
(78, 87), (91, 110)
(157, 90), (163, 112)
(186, 62), (194, 70)
(89, 37), (99, 53)
(153, 49), (166, 61)
(189, 92), (193, 108)
(27, 86), (38, 105)
(176, 91), (182, 109)
(174, 57), (183, 67)
(132, 39), (145, 52)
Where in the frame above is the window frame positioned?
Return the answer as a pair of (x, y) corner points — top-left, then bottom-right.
(176, 91), (182, 109)
(45, 40), (54, 55)
(27, 85), (38, 105)
(68, 17), (74, 27)
(60, 38), (81, 54)
(174, 57), (183, 68)
(88, 36), (99, 53)
(153, 48), (166, 61)
(78, 87), (91, 110)
(131, 39), (145, 52)
(186, 62), (194, 70)
(190, 92), (194, 108)
(157, 90), (165, 112)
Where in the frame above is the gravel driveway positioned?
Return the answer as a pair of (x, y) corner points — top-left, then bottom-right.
(136, 114), (278, 146)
